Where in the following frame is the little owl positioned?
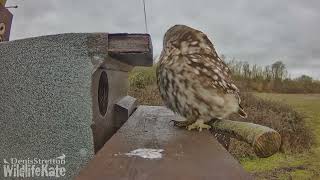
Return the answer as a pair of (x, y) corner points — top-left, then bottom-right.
(156, 25), (247, 131)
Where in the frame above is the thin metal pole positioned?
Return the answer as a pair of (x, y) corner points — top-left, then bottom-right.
(5, 6), (18, 8)
(142, 0), (148, 33)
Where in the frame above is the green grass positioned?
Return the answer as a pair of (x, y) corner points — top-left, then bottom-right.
(129, 66), (157, 89)
(241, 93), (320, 179)
(128, 67), (319, 179)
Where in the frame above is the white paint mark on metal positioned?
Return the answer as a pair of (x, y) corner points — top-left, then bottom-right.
(125, 148), (164, 159)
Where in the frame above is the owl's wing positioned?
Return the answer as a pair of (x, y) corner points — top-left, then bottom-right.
(178, 30), (233, 82)
(183, 53), (239, 94)
(183, 53), (247, 118)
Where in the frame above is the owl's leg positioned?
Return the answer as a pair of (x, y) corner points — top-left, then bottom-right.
(171, 116), (195, 127)
(173, 120), (195, 127)
(187, 119), (211, 132)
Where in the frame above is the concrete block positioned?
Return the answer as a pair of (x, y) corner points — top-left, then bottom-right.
(0, 33), (153, 179)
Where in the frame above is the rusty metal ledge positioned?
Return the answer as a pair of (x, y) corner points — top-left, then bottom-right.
(76, 106), (252, 180)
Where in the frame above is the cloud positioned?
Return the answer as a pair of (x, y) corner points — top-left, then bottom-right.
(6, 0), (320, 79)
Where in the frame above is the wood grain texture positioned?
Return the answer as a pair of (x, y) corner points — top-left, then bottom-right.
(211, 119), (281, 158)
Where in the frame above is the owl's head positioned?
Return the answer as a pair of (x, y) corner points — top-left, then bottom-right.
(163, 25), (215, 53)
(163, 25), (195, 48)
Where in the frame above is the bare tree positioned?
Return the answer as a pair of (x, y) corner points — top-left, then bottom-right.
(271, 61), (286, 81)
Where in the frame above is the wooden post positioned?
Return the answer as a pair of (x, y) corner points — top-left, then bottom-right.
(211, 119), (281, 158)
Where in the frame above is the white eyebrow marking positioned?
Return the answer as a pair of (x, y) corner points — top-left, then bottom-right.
(191, 58), (199, 62)
(191, 41), (199, 45)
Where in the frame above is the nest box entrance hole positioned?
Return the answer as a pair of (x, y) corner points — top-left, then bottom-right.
(98, 71), (109, 116)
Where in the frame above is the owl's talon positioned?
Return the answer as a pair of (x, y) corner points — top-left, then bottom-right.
(187, 120), (211, 132)
(169, 120), (176, 126)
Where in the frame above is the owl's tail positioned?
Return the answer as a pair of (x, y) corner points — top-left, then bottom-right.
(238, 104), (247, 118)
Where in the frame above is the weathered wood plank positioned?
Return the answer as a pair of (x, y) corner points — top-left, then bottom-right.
(108, 33), (153, 66)
(86, 33), (153, 67)
(211, 119), (281, 158)
(76, 106), (252, 180)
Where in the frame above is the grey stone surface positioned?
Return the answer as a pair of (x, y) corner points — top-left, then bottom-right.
(0, 33), (110, 179)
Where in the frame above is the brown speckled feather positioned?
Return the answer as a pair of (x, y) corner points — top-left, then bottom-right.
(157, 25), (247, 123)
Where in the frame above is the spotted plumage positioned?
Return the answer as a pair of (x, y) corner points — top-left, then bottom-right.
(156, 25), (247, 131)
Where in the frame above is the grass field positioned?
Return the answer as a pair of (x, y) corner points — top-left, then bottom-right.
(128, 67), (319, 179)
(241, 93), (320, 179)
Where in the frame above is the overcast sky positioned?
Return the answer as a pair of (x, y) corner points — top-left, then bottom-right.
(6, 0), (320, 79)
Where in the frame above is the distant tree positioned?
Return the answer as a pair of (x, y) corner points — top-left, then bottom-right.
(251, 64), (263, 80)
(220, 54), (226, 62)
(242, 62), (250, 79)
(271, 61), (286, 81)
(153, 55), (159, 63)
(264, 65), (272, 81)
(217, 56), (320, 93)
(296, 75), (313, 83)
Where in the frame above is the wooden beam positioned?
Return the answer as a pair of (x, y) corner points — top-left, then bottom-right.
(76, 106), (252, 180)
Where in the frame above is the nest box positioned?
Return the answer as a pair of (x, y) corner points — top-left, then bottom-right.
(0, 33), (153, 179)
(88, 33), (153, 152)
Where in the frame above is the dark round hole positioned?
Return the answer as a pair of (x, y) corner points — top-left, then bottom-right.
(98, 71), (109, 116)
(0, 23), (5, 32)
